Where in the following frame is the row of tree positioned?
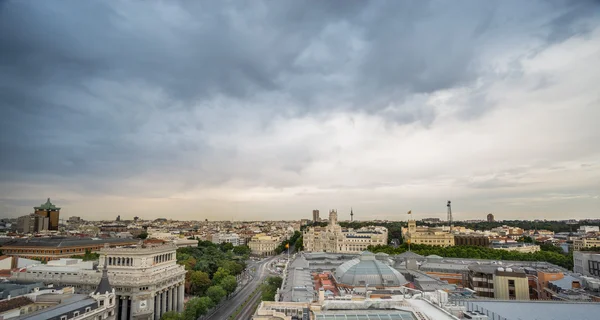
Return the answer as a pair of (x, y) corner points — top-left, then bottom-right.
(274, 231), (302, 254)
(367, 243), (574, 270)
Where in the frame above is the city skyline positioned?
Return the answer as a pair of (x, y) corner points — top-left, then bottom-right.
(1, 1), (599, 221)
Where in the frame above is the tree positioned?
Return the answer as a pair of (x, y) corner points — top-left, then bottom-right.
(160, 311), (182, 320)
(212, 267), (231, 284)
(220, 275), (238, 296)
(189, 270), (211, 295)
(206, 285), (227, 304)
(518, 236), (534, 243)
(261, 276), (283, 301)
(219, 242), (234, 252)
(137, 231), (148, 239)
(233, 245), (251, 256)
(294, 236), (303, 252)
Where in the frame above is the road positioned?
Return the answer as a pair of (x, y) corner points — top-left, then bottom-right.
(205, 255), (278, 320)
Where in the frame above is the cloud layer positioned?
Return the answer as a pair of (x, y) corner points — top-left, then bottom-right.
(1, 0), (599, 220)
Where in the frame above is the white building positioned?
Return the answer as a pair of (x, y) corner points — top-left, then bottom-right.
(303, 210), (388, 253)
(574, 251), (600, 278)
(578, 226), (600, 233)
(212, 233), (243, 246)
(10, 242), (186, 320)
(248, 235), (281, 256)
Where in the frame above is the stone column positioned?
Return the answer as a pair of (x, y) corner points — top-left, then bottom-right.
(161, 290), (167, 316)
(171, 286), (177, 312)
(121, 296), (128, 320)
(166, 287), (172, 312)
(177, 284), (184, 312)
(129, 298), (135, 320)
(154, 294), (160, 320)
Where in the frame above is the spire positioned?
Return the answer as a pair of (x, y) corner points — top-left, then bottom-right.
(94, 255), (112, 295)
(350, 207), (354, 221)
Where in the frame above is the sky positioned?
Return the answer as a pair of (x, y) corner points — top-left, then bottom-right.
(1, 0), (599, 221)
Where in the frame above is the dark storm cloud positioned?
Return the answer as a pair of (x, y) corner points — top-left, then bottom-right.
(0, 0), (597, 195)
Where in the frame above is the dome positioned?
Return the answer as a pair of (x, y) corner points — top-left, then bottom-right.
(335, 252), (408, 287)
(426, 254), (443, 259)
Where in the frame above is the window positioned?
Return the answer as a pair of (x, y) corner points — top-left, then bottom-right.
(61, 316), (67, 320)
(74, 311), (80, 316)
(86, 307), (91, 312)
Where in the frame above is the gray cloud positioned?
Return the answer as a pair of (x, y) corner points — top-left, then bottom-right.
(0, 0), (598, 219)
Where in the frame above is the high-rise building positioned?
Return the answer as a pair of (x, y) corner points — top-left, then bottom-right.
(487, 213), (495, 222)
(17, 213), (49, 234)
(312, 209), (320, 222)
(34, 198), (60, 230)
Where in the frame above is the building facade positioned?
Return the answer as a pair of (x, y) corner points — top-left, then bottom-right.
(212, 233), (243, 246)
(17, 214), (49, 234)
(574, 236), (600, 251)
(468, 265), (529, 300)
(303, 210), (388, 253)
(404, 220), (454, 247)
(248, 235), (281, 256)
(1, 238), (139, 262)
(10, 242), (186, 320)
(454, 235), (490, 247)
(33, 198), (61, 231)
(312, 210), (320, 222)
(574, 251), (600, 278)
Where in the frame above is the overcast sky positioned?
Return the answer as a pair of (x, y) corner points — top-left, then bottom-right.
(1, 0), (599, 221)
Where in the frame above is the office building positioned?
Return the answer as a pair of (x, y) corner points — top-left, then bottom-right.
(574, 236), (600, 251)
(312, 210), (320, 222)
(468, 265), (529, 300)
(574, 251), (600, 277)
(17, 214), (49, 234)
(33, 198), (61, 231)
(303, 210), (387, 253)
(212, 233), (243, 246)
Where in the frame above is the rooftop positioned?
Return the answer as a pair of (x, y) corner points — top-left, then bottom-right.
(2, 237), (138, 248)
(34, 198), (60, 210)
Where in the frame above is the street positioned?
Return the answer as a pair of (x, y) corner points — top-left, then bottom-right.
(204, 255), (278, 320)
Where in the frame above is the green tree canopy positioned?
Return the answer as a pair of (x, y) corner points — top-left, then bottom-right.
(206, 285), (227, 304)
(219, 275), (238, 296)
(189, 270), (211, 295)
(233, 245), (251, 256)
(160, 311), (182, 320)
(212, 267), (231, 284)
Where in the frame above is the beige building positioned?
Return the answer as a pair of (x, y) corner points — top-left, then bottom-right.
(468, 265), (529, 300)
(10, 242), (186, 320)
(403, 220), (454, 247)
(573, 236), (600, 251)
(303, 210), (388, 253)
(248, 234), (281, 256)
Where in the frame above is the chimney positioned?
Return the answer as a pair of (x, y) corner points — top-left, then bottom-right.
(318, 288), (325, 302)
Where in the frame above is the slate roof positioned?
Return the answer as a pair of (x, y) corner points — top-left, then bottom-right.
(2, 237), (137, 248)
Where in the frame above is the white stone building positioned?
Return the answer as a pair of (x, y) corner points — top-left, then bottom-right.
(303, 210), (388, 253)
(212, 233), (243, 246)
(10, 242), (186, 320)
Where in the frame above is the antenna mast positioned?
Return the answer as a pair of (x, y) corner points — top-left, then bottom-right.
(447, 200), (453, 229)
